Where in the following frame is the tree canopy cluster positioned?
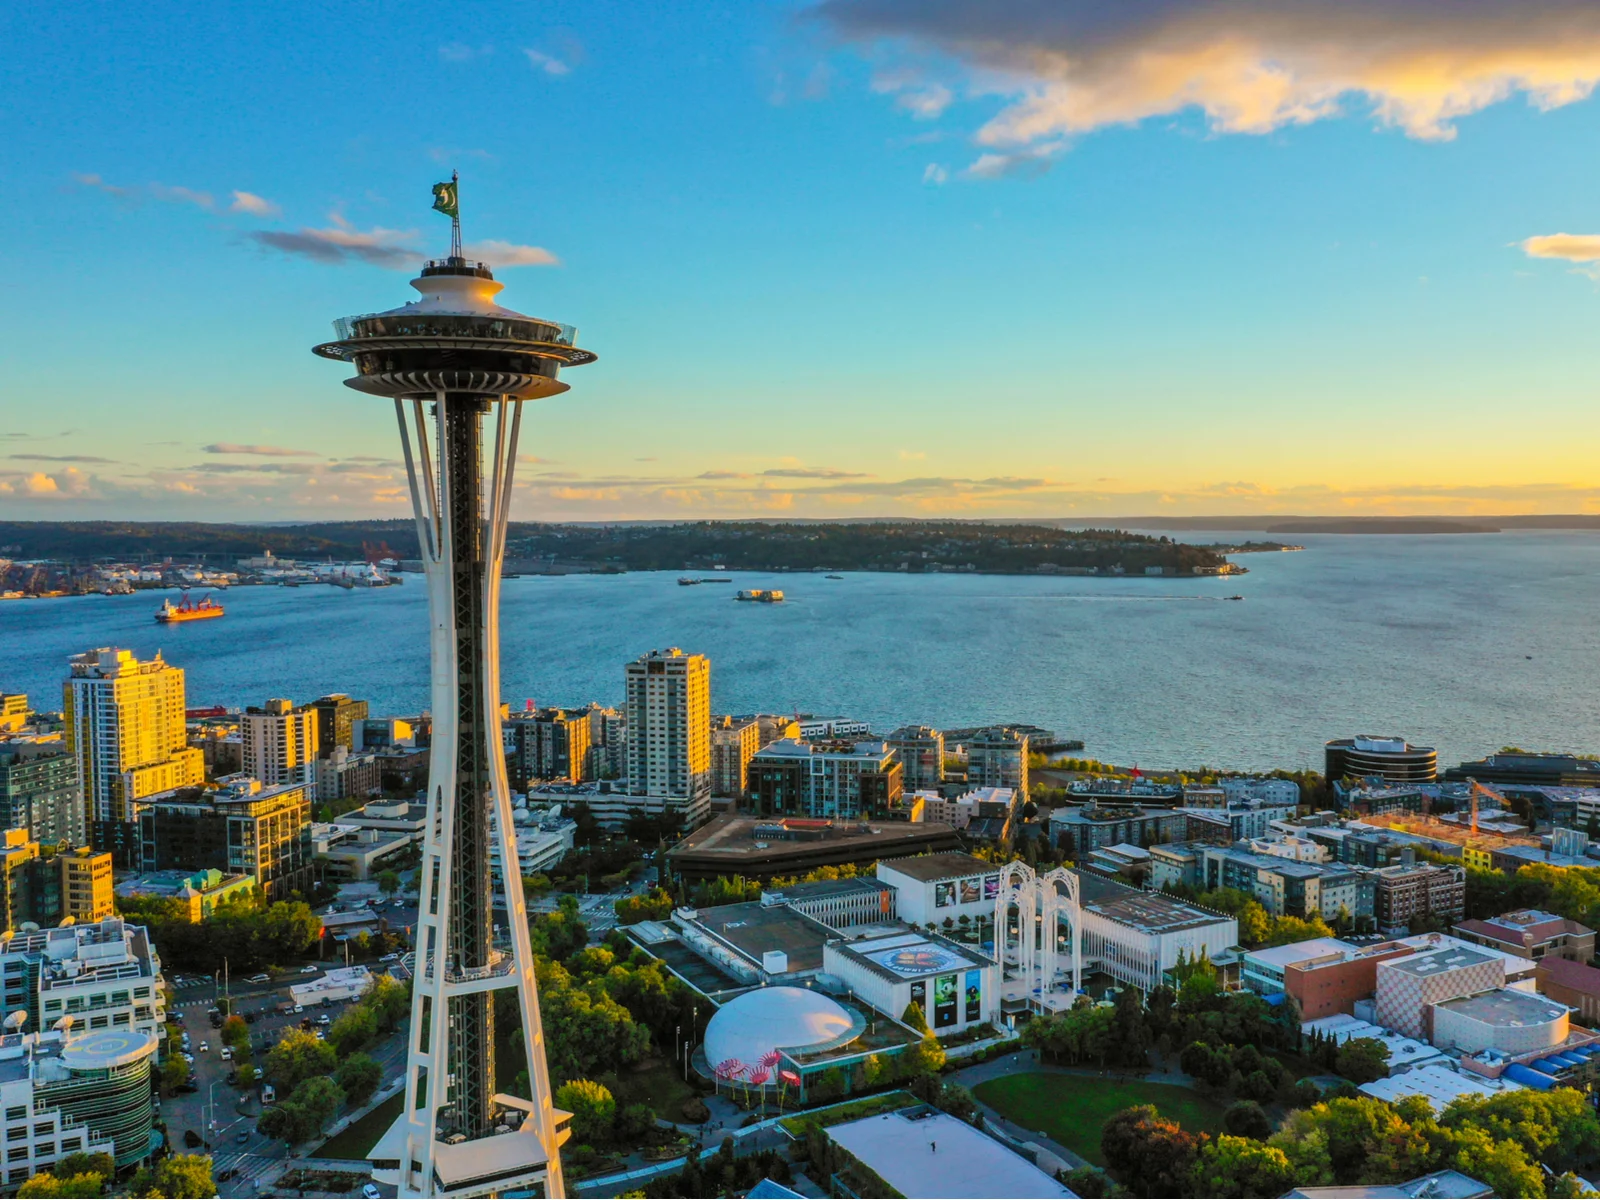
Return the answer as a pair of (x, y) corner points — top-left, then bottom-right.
(115, 889), (322, 973)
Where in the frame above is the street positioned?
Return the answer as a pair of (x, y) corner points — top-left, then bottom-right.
(163, 965), (405, 1198)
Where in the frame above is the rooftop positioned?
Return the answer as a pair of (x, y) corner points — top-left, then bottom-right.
(1536, 956), (1600, 994)
(828, 1108), (1073, 1199)
(1434, 987), (1569, 1027)
(668, 814), (963, 876)
(1244, 938), (1359, 970)
(1381, 945), (1498, 979)
(685, 902), (836, 974)
(828, 929), (991, 984)
(877, 852), (994, 884)
(1358, 1064), (1518, 1112)
(1078, 871), (1234, 935)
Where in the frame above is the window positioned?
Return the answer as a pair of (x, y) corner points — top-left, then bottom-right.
(35, 1143), (52, 1157)
(6, 1129), (24, 1143)
(3, 1109), (20, 1122)
(89, 1015), (108, 1029)
(42, 1000), (61, 1015)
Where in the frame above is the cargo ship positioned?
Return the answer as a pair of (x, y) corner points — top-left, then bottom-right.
(156, 592), (224, 623)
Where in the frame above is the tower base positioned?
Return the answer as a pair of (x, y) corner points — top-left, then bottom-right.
(370, 1098), (570, 1198)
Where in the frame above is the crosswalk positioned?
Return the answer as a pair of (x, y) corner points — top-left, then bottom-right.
(210, 1149), (275, 1187)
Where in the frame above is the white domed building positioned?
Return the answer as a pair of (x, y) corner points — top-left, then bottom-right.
(700, 986), (863, 1092)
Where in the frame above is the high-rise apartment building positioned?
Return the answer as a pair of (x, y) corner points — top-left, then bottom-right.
(582, 703), (627, 779)
(710, 715), (760, 798)
(625, 649), (711, 821)
(746, 739), (905, 819)
(137, 774), (312, 900)
(242, 698), (320, 786)
(63, 649), (204, 848)
(966, 727), (1031, 796)
(886, 725), (945, 793)
(0, 695), (27, 734)
(312, 693), (369, 756)
(507, 708), (591, 789)
(0, 742), (85, 847)
(60, 847), (114, 922)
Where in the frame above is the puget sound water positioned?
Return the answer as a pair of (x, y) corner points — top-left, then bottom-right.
(4, 530), (1599, 773)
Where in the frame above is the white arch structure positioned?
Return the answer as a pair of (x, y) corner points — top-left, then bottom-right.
(993, 862), (1082, 1011)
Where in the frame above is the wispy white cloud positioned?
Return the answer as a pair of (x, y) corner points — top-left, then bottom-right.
(524, 48), (571, 76)
(9, 453), (119, 464)
(922, 163), (949, 185)
(964, 144), (1063, 180)
(203, 443), (318, 457)
(71, 173), (135, 200)
(229, 190), (279, 217)
(149, 183), (214, 210)
(461, 239), (560, 267)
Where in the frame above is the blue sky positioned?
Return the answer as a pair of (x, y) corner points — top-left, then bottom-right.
(5, 0), (1600, 520)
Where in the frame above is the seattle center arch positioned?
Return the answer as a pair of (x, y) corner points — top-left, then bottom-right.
(993, 863), (1082, 1015)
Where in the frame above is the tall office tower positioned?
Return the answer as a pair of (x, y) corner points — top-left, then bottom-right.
(312, 693), (369, 756)
(138, 775), (312, 900)
(313, 184), (591, 1198)
(710, 715), (760, 799)
(886, 725), (946, 793)
(508, 708), (591, 789)
(624, 649), (712, 821)
(0, 743), (85, 847)
(63, 649), (204, 853)
(241, 698), (319, 786)
(967, 726), (1031, 795)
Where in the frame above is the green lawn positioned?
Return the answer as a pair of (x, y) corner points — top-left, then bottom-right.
(605, 1056), (700, 1122)
(973, 1073), (1227, 1167)
(315, 1091), (404, 1161)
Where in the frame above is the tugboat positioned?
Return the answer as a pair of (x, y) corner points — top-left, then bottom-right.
(736, 589), (785, 603)
(1225, 595), (1244, 601)
(156, 591), (225, 623)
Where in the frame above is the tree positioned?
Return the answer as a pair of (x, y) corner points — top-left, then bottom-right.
(18, 1176), (105, 1199)
(1335, 1037), (1390, 1085)
(160, 1053), (191, 1092)
(264, 1027), (337, 1091)
(221, 1014), (250, 1049)
(541, 981), (649, 1083)
(334, 1053), (383, 1106)
(377, 869), (401, 896)
(1440, 1087), (1600, 1173)
(1060, 1167), (1116, 1199)
(613, 887), (673, 924)
(328, 1003), (378, 1055)
(53, 1155), (114, 1184)
(1101, 1105), (1205, 1197)
(127, 1155), (215, 1199)
(900, 1001), (928, 1033)
(555, 1079), (617, 1146)
(1223, 1100), (1272, 1141)
(1192, 1135), (1295, 1198)
(901, 1030), (946, 1077)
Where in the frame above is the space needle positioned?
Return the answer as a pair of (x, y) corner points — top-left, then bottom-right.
(314, 177), (593, 1198)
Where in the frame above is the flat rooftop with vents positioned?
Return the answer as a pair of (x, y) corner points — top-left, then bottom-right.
(666, 813), (964, 883)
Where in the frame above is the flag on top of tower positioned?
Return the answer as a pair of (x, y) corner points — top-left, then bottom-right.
(432, 176), (459, 219)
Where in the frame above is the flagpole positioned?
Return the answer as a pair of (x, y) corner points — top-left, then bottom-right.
(451, 169), (462, 259)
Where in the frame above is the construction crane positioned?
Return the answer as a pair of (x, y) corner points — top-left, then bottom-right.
(1464, 777), (1509, 836)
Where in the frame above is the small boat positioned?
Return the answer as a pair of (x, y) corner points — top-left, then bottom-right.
(736, 589), (784, 603)
(825, 575), (843, 580)
(1225, 595), (1244, 601)
(678, 577), (701, 586)
(156, 592), (224, 623)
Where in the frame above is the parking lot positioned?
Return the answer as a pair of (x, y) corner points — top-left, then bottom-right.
(162, 962), (402, 1197)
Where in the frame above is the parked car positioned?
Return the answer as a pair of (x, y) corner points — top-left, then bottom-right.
(220, 1047), (232, 1060)
(316, 1014), (331, 1026)
(299, 965), (318, 974)
(243, 1011), (258, 1024)
(379, 953), (400, 963)
(237, 1130), (250, 1144)
(314, 1030), (326, 1041)
(176, 1082), (199, 1094)
(363, 1185), (381, 1200)
(199, 1042), (209, 1052)
(245, 973), (270, 984)
(292, 1005), (303, 1014)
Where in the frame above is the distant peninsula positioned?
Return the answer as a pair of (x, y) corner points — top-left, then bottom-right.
(0, 520), (1243, 578)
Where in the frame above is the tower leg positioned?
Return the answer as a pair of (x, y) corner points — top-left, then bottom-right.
(390, 394), (566, 1198)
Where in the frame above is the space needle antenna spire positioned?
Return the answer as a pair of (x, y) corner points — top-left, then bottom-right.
(314, 180), (595, 1198)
